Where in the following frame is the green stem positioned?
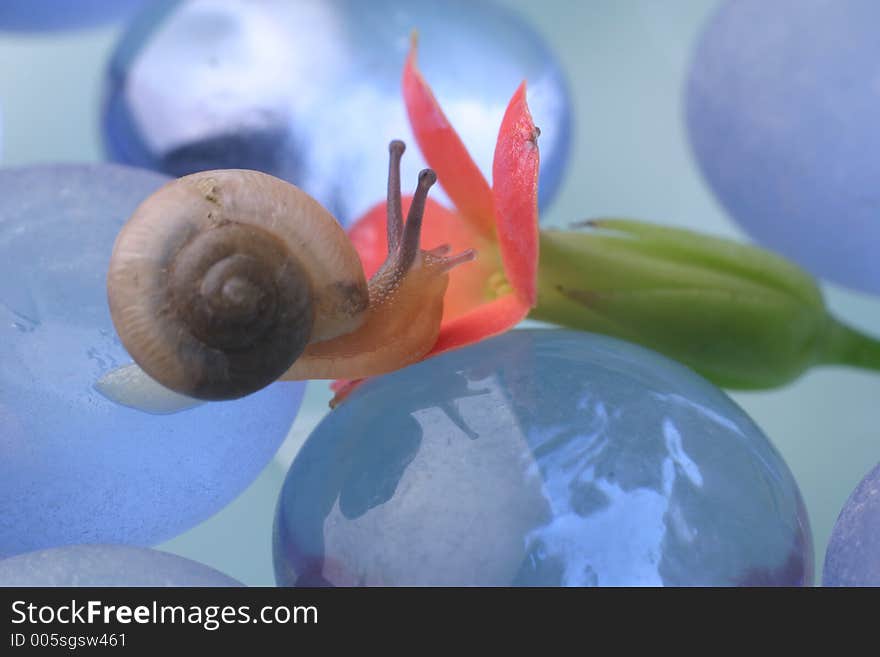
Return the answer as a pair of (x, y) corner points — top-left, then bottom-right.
(822, 318), (880, 371)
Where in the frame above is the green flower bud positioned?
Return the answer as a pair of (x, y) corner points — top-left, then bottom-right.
(531, 219), (880, 389)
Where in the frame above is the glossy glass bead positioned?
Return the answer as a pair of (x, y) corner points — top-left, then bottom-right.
(686, 0), (880, 294)
(0, 545), (242, 586)
(0, 163), (303, 558)
(823, 462), (880, 586)
(274, 329), (812, 587)
(102, 0), (572, 225)
(0, 0), (149, 32)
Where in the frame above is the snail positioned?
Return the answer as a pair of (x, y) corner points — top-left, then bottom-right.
(101, 140), (475, 407)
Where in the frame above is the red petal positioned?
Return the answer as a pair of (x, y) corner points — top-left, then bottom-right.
(426, 293), (530, 359)
(329, 378), (364, 408)
(493, 82), (540, 307)
(403, 38), (496, 237)
(345, 202), (392, 279)
(333, 58), (541, 402)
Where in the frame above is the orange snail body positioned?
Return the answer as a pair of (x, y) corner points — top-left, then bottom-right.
(107, 141), (475, 401)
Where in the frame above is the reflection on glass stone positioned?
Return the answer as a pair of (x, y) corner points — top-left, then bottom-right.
(102, 0), (572, 225)
(274, 330), (813, 587)
(686, 0), (880, 294)
(823, 462), (880, 586)
(0, 164), (303, 558)
(0, 0), (150, 31)
(0, 545), (242, 586)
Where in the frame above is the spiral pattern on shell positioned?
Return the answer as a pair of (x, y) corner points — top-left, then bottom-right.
(107, 169), (369, 400)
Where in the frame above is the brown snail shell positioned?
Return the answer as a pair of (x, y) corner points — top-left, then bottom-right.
(107, 169), (368, 400)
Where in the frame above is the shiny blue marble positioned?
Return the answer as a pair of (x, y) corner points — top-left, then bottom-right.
(686, 0), (880, 294)
(274, 329), (812, 587)
(102, 0), (572, 226)
(0, 545), (242, 586)
(0, 163), (303, 559)
(0, 0), (150, 32)
(823, 462), (880, 586)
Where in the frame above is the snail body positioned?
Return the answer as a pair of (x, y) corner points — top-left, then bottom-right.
(106, 141), (474, 401)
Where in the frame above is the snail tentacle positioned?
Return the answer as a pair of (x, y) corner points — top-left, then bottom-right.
(280, 141), (476, 382)
(398, 168), (437, 272)
(386, 140), (406, 252)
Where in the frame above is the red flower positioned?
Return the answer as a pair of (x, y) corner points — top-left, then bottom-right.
(333, 38), (540, 403)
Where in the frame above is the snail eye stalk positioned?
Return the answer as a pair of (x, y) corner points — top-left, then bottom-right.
(379, 142), (475, 279)
(386, 139), (406, 252)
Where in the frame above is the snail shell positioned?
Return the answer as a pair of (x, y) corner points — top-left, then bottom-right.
(107, 169), (368, 400)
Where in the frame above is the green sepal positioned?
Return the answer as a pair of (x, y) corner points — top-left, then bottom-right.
(531, 220), (880, 389)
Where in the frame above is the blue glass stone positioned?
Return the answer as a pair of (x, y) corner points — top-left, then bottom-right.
(274, 329), (812, 587)
(686, 0), (880, 294)
(0, 545), (242, 586)
(823, 462), (880, 586)
(102, 0), (572, 226)
(0, 163), (303, 558)
(0, 0), (150, 32)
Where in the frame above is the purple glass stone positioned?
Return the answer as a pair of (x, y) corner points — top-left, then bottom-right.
(686, 0), (880, 294)
(823, 462), (880, 586)
(0, 545), (242, 586)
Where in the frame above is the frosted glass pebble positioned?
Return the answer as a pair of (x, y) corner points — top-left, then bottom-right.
(0, 545), (242, 587)
(686, 0), (880, 293)
(823, 462), (880, 586)
(0, 163), (303, 558)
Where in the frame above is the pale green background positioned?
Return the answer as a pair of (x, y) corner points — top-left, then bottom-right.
(1, 0), (878, 585)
